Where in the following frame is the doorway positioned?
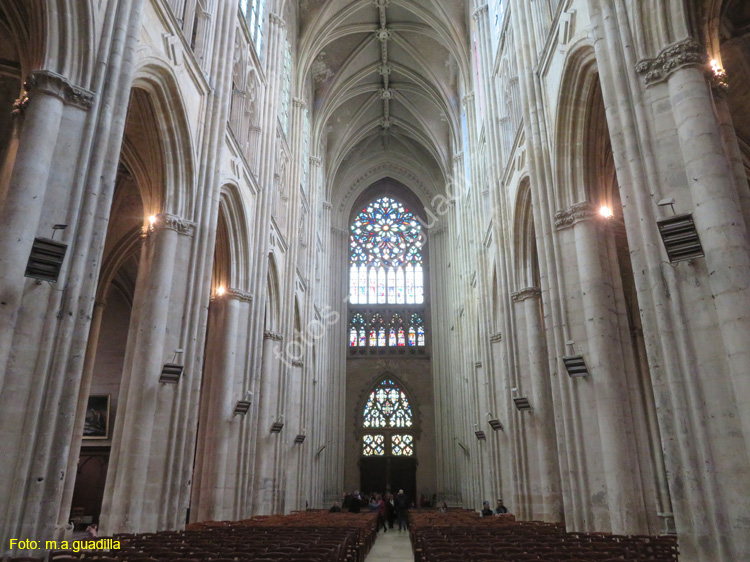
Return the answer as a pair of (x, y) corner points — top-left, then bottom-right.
(360, 457), (417, 503)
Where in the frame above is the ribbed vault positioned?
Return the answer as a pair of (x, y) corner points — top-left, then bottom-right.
(297, 0), (470, 210)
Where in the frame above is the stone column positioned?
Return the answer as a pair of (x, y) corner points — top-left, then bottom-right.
(512, 287), (562, 522)
(0, 71), (93, 390)
(664, 60), (750, 456)
(99, 213), (193, 534)
(56, 299), (108, 538)
(572, 206), (647, 534)
(193, 292), (241, 522)
(252, 330), (284, 515)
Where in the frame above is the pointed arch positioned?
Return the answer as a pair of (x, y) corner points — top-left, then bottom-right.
(553, 41), (599, 211)
(130, 60), (197, 219)
(218, 182), (252, 291)
(265, 253), (281, 333)
(513, 178), (540, 290)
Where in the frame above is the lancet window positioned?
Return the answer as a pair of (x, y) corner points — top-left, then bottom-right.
(349, 311), (425, 349)
(239, 0), (265, 54)
(362, 379), (414, 457)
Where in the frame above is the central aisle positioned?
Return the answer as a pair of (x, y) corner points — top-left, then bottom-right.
(366, 529), (415, 561)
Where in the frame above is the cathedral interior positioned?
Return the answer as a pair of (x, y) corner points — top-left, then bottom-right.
(0, 0), (749, 560)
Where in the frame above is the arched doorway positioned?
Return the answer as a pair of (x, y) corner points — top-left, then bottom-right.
(359, 378), (417, 502)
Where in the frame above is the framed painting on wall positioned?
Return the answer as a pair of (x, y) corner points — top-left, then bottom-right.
(83, 394), (110, 440)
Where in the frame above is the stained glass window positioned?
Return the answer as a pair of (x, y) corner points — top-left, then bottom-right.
(363, 435), (385, 456)
(239, 0), (265, 55)
(350, 314), (365, 347)
(363, 379), (413, 429)
(279, 42), (291, 136)
(410, 313), (425, 347)
(392, 434), (414, 456)
(362, 380), (414, 457)
(349, 197), (424, 304)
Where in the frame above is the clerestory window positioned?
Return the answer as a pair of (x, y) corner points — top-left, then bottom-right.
(239, 0), (265, 55)
(348, 196), (427, 355)
(349, 197), (424, 305)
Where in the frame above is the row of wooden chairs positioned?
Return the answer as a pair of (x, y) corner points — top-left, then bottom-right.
(5, 512), (378, 562)
(408, 511), (679, 562)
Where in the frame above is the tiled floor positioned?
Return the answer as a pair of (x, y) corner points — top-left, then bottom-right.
(365, 528), (415, 561)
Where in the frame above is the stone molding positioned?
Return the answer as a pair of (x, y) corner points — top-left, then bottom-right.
(511, 287), (541, 302)
(472, 4), (489, 21)
(264, 330), (283, 341)
(554, 201), (595, 229)
(269, 13), (286, 29)
(15, 70), (95, 117)
(338, 162), (431, 213)
(636, 38), (707, 86)
(490, 332), (502, 343)
(155, 213), (197, 236)
(226, 288), (253, 302)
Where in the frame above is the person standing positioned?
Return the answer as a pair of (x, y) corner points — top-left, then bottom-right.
(385, 492), (396, 529)
(395, 489), (409, 531)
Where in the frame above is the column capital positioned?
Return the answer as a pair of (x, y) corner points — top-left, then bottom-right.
(155, 212), (197, 236)
(511, 287), (541, 302)
(94, 299), (108, 310)
(14, 70), (95, 117)
(472, 4), (489, 21)
(264, 330), (283, 341)
(226, 288), (253, 302)
(462, 92), (475, 106)
(269, 13), (286, 29)
(310, 156), (322, 167)
(490, 332), (502, 343)
(554, 201), (595, 229)
(636, 38), (708, 86)
(292, 97), (306, 110)
(322, 201), (333, 210)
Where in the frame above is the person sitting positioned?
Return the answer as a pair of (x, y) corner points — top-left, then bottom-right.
(481, 501), (493, 517)
(494, 499), (509, 515)
(329, 501), (342, 513)
(439, 501), (448, 513)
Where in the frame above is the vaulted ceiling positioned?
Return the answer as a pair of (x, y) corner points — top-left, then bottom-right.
(296, 0), (471, 214)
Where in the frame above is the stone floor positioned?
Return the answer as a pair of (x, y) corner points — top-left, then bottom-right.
(365, 528), (415, 561)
